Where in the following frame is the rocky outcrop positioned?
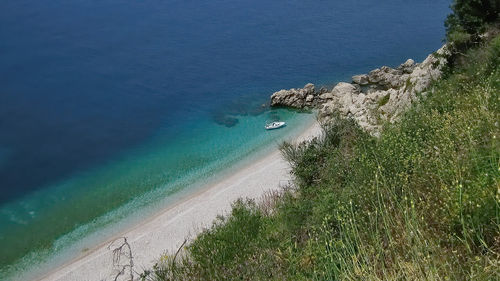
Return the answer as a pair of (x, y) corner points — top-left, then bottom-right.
(352, 74), (369, 85)
(270, 83), (318, 108)
(269, 45), (449, 135)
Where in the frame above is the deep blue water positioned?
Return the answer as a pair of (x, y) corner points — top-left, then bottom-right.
(0, 0), (450, 278)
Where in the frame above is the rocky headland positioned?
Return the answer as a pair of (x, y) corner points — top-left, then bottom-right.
(270, 45), (449, 135)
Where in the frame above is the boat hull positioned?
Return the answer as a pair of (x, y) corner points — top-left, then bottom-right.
(265, 122), (286, 130)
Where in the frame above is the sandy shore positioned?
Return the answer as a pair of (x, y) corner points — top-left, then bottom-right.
(38, 121), (321, 281)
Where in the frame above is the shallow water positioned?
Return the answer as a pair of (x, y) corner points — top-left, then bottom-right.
(0, 0), (450, 278)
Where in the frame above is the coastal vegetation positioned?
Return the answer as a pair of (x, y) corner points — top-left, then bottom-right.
(141, 3), (499, 280)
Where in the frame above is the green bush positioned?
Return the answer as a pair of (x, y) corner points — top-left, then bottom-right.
(445, 0), (499, 35)
(377, 93), (391, 107)
(146, 34), (500, 281)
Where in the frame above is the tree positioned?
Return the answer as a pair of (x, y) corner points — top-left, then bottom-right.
(445, 0), (499, 34)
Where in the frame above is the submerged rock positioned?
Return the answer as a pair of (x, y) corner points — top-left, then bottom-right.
(212, 113), (239, 127)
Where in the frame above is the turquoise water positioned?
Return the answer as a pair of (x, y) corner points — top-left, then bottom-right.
(0, 0), (451, 278)
(1, 109), (315, 279)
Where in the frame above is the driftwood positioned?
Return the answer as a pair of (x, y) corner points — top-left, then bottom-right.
(107, 237), (134, 281)
(173, 239), (187, 264)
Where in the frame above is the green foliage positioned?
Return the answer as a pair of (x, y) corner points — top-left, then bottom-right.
(403, 77), (414, 93)
(445, 0), (499, 35)
(377, 93), (391, 107)
(189, 199), (262, 268)
(447, 27), (472, 47)
(144, 199), (283, 280)
(444, 0), (499, 62)
(280, 116), (364, 188)
(146, 35), (500, 281)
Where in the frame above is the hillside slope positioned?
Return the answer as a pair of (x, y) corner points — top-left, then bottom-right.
(140, 30), (500, 281)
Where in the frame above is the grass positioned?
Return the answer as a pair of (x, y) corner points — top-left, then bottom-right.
(377, 93), (391, 107)
(403, 77), (414, 93)
(141, 34), (500, 281)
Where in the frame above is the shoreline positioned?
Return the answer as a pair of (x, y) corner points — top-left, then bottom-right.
(36, 119), (322, 281)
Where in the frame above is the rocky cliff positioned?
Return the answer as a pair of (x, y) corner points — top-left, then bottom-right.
(270, 45), (449, 135)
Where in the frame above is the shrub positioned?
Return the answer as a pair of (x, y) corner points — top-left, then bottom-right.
(445, 0), (500, 35)
(146, 33), (500, 281)
(377, 93), (391, 107)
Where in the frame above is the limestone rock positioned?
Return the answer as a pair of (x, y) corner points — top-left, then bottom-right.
(368, 69), (382, 83)
(271, 44), (449, 136)
(407, 45), (449, 95)
(303, 83), (315, 95)
(367, 66), (406, 89)
(398, 59), (416, 73)
(331, 82), (359, 97)
(319, 92), (335, 101)
(270, 83), (316, 109)
(352, 74), (369, 85)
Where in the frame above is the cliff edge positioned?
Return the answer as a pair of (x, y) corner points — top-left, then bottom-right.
(270, 45), (450, 135)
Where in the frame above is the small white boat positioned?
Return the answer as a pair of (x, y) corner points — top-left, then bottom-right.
(265, 121), (286, 130)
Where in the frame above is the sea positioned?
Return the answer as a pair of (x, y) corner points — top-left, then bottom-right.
(0, 0), (450, 279)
